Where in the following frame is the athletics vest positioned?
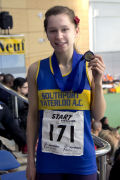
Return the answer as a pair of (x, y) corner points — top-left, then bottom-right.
(36, 54), (97, 175)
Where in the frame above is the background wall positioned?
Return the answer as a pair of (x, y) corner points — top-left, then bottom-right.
(0, 0), (89, 74)
(104, 93), (120, 130)
(89, 0), (120, 79)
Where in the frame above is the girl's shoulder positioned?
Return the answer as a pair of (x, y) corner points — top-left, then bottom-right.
(27, 61), (40, 80)
(29, 61), (39, 71)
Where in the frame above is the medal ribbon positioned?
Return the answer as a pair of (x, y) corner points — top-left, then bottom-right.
(51, 50), (86, 93)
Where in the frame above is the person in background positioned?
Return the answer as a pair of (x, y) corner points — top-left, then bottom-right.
(91, 121), (102, 137)
(12, 77), (28, 130)
(100, 116), (120, 131)
(13, 77), (28, 97)
(0, 101), (26, 150)
(109, 147), (120, 180)
(91, 120), (103, 150)
(111, 129), (120, 146)
(26, 6), (106, 180)
(0, 73), (14, 108)
(99, 130), (119, 164)
(2, 73), (14, 88)
(12, 77), (28, 154)
(0, 73), (5, 83)
(99, 130), (119, 180)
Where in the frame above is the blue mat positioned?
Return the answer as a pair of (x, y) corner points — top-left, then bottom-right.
(0, 170), (26, 180)
(0, 150), (20, 171)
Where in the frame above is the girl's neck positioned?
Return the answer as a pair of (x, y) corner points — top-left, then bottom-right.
(55, 48), (73, 66)
(54, 48), (74, 75)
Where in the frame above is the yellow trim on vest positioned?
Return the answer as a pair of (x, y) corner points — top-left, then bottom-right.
(49, 56), (71, 77)
(36, 60), (40, 82)
(49, 56), (54, 74)
(38, 89), (91, 111)
(86, 61), (91, 87)
(62, 71), (71, 77)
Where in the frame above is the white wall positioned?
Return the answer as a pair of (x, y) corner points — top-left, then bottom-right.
(89, 0), (120, 78)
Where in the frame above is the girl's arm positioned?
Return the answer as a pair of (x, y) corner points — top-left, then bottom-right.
(26, 62), (39, 180)
(88, 55), (106, 121)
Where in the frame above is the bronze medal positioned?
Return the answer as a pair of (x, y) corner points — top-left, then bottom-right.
(84, 51), (94, 62)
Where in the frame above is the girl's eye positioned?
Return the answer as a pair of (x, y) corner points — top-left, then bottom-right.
(48, 28), (69, 33)
(49, 30), (57, 33)
(62, 28), (69, 32)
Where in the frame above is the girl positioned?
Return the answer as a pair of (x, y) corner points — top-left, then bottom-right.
(26, 6), (106, 180)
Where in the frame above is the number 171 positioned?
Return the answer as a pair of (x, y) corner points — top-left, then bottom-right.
(50, 124), (74, 143)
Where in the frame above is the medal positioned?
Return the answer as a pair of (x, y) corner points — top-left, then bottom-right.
(84, 51), (94, 62)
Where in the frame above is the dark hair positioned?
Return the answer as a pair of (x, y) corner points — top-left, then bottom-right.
(13, 77), (27, 91)
(44, 6), (78, 33)
(0, 73), (5, 76)
(100, 117), (107, 124)
(2, 73), (14, 84)
(114, 147), (120, 162)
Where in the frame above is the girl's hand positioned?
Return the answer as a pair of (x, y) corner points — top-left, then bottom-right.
(88, 55), (105, 85)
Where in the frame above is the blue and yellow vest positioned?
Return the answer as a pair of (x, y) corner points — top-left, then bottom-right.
(36, 54), (97, 175)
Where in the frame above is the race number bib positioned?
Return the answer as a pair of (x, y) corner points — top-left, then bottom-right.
(42, 110), (84, 156)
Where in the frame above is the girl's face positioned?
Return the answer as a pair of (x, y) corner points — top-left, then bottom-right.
(46, 14), (79, 53)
